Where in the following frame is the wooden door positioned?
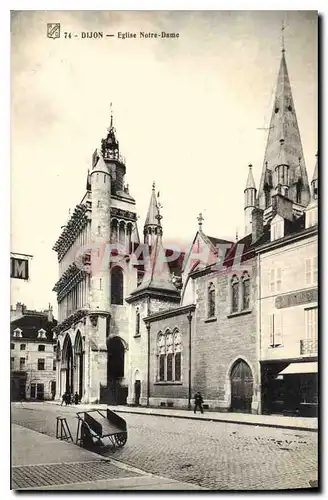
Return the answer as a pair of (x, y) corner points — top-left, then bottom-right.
(231, 360), (253, 413)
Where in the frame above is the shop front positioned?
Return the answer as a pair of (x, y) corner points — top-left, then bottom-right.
(261, 361), (318, 417)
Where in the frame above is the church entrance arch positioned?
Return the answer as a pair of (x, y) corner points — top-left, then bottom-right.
(106, 336), (127, 405)
(62, 335), (74, 395)
(230, 359), (253, 413)
(74, 331), (84, 399)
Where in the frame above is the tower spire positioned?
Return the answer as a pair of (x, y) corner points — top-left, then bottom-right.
(257, 41), (310, 211)
(109, 102), (114, 131)
(144, 182), (162, 246)
(281, 20), (285, 54)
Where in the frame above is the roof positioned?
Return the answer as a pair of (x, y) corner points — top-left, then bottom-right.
(11, 311), (57, 341)
(134, 236), (180, 295)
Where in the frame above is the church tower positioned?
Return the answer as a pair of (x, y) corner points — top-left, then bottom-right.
(257, 43), (310, 222)
(144, 182), (162, 247)
(244, 164), (257, 235)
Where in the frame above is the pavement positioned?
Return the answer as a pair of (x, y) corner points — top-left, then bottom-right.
(45, 400), (318, 432)
(11, 424), (207, 490)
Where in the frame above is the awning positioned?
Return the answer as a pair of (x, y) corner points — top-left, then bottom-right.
(279, 362), (318, 375)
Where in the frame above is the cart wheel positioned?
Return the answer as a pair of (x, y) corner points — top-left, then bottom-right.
(81, 422), (94, 449)
(114, 433), (127, 448)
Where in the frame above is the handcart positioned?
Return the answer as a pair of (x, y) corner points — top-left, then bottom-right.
(76, 408), (127, 450)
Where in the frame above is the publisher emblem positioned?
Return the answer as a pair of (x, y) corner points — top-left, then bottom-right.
(47, 23), (61, 39)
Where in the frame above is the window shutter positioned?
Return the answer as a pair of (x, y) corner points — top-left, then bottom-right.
(313, 309), (317, 342)
(269, 269), (275, 293)
(313, 256), (317, 284)
(276, 268), (282, 292)
(269, 314), (274, 346)
(305, 259), (312, 285)
(274, 312), (283, 346)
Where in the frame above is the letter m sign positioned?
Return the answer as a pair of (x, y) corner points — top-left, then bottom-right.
(11, 257), (29, 280)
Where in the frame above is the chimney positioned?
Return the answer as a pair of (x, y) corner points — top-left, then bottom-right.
(47, 303), (54, 323)
(252, 208), (264, 244)
(15, 302), (26, 315)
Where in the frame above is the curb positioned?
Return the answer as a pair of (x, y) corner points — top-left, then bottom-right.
(44, 402), (317, 433)
(112, 408), (318, 433)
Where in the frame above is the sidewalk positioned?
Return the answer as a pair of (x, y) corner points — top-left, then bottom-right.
(45, 401), (318, 432)
(11, 424), (206, 490)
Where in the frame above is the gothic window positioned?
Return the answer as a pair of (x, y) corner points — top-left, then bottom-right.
(127, 223), (133, 250)
(111, 266), (124, 305)
(135, 308), (140, 337)
(242, 273), (250, 310)
(119, 221), (126, 245)
(156, 329), (182, 382)
(208, 282), (216, 318)
(231, 276), (239, 313)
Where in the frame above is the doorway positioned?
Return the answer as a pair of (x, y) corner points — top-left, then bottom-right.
(36, 383), (44, 400)
(134, 380), (141, 406)
(230, 359), (253, 413)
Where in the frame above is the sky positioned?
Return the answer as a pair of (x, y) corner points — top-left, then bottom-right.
(10, 10), (318, 316)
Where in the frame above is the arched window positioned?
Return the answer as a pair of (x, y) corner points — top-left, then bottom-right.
(111, 219), (118, 241)
(157, 332), (165, 381)
(242, 272), (250, 310)
(111, 266), (124, 305)
(119, 221), (126, 245)
(135, 308), (140, 337)
(208, 282), (216, 318)
(156, 329), (182, 382)
(127, 223), (133, 250)
(231, 275), (239, 313)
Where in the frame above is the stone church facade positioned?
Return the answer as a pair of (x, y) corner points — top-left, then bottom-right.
(53, 46), (317, 414)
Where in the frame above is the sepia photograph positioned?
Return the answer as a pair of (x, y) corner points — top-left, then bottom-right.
(10, 9), (318, 491)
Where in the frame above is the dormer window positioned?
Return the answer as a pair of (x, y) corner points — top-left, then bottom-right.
(271, 216), (284, 241)
(37, 328), (47, 339)
(13, 328), (22, 338)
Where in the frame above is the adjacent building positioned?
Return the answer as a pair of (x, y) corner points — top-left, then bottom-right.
(10, 303), (57, 401)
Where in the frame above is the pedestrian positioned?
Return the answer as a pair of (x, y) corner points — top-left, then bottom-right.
(194, 391), (204, 414)
(61, 392), (67, 406)
(74, 392), (79, 405)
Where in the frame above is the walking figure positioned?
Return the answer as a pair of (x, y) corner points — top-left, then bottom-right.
(194, 391), (204, 414)
(74, 392), (79, 405)
(61, 392), (68, 406)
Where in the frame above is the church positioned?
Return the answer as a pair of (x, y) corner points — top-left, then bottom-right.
(53, 44), (317, 414)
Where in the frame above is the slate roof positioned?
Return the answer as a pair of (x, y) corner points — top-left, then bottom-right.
(11, 311), (57, 342)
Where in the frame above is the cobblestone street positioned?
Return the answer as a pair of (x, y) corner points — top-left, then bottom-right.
(11, 403), (318, 490)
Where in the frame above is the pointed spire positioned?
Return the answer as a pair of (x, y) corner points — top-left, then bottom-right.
(257, 43), (310, 209)
(245, 164), (256, 190)
(281, 20), (285, 54)
(144, 183), (162, 245)
(145, 182), (161, 227)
